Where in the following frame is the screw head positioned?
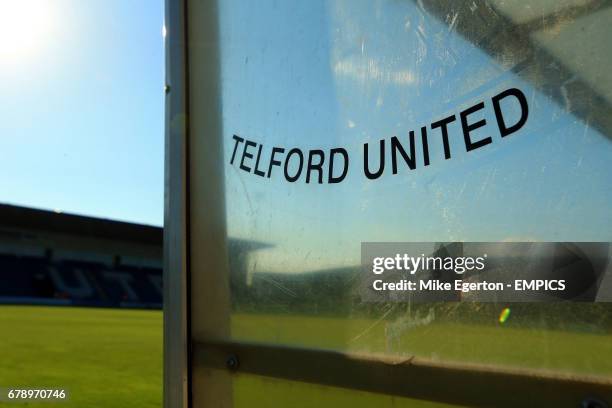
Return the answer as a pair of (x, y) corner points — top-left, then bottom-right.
(226, 354), (239, 371)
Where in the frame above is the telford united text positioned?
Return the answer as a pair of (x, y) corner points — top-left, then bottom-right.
(229, 87), (528, 183)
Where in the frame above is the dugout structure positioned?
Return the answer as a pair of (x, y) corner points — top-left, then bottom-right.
(164, 1), (612, 407)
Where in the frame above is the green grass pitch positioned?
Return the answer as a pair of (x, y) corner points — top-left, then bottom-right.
(0, 306), (162, 408)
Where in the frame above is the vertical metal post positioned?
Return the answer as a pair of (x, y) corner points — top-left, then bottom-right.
(163, 0), (189, 407)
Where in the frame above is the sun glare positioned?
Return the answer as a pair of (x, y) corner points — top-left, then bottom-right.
(0, 0), (55, 63)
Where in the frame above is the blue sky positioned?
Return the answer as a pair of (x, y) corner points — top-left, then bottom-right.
(0, 0), (164, 226)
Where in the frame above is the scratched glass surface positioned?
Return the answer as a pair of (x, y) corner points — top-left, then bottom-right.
(218, 0), (612, 377)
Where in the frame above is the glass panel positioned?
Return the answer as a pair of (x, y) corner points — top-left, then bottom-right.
(189, 0), (612, 382)
(234, 373), (462, 408)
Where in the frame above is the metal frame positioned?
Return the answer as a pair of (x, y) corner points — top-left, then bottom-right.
(163, 0), (189, 407)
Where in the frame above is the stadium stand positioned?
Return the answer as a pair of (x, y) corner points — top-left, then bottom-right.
(0, 204), (275, 309)
(0, 204), (164, 308)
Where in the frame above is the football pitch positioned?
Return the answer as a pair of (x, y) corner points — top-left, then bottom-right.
(0, 306), (162, 408)
(1, 306), (612, 407)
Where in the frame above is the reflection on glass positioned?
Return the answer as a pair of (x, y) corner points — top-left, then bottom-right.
(216, 0), (612, 377)
(233, 372), (462, 408)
